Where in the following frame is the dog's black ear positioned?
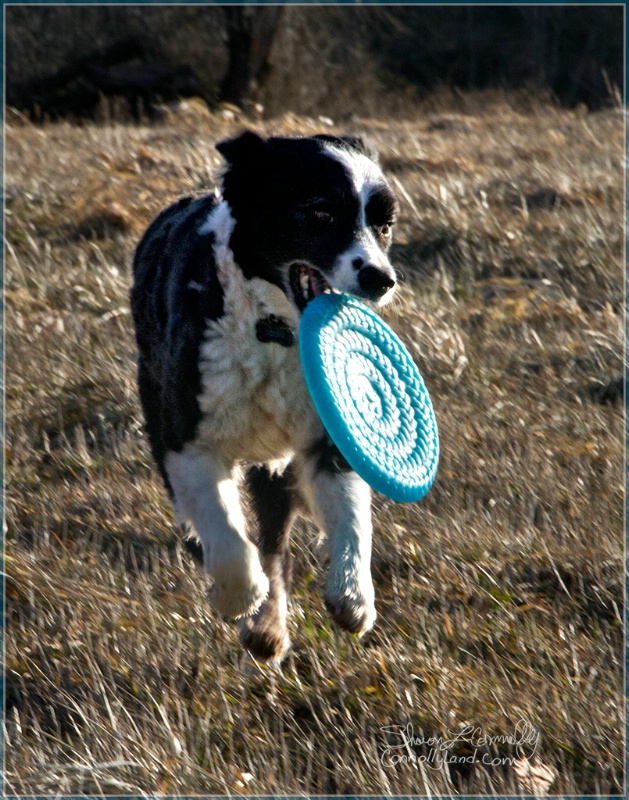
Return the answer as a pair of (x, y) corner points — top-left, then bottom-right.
(216, 130), (269, 164)
(314, 133), (380, 164)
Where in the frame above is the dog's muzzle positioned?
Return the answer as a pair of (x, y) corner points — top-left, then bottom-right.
(356, 264), (396, 300)
(287, 261), (396, 312)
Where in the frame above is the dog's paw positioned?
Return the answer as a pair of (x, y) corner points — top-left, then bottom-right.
(238, 616), (291, 662)
(325, 564), (376, 635)
(237, 585), (291, 661)
(210, 543), (269, 619)
(324, 591), (376, 635)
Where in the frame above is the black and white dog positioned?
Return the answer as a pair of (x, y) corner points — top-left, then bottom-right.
(131, 131), (398, 661)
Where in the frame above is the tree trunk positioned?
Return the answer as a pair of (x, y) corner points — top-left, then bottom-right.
(219, 7), (283, 108)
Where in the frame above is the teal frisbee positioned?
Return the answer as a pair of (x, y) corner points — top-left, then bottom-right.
(299, 293), (439, 502)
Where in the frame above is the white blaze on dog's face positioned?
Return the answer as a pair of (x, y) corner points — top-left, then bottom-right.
(288, 140), (396, 305)
(321, 142), (397, 306)
(216, 132), (398, 314)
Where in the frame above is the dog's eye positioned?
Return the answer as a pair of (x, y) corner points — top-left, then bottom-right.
(377, 223), (392, 238)
(313, 209), (334, 225)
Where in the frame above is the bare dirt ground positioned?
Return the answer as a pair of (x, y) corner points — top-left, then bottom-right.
(4, 94), (624, 795)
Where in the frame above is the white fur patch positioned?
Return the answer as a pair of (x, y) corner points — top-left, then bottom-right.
(322, 145), (396, 306)
(195, 201), (322, 466)
(306, 469), (376, 634)
(164, 449), (269, 618)
(322, 143), (384, 203)
(198, 199), (235, 241)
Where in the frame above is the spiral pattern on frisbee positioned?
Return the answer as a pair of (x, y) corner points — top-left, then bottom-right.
(299, 293), (439, 502)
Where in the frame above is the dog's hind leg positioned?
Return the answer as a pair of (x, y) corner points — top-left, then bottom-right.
(237, 464), (297, 662)
(300, 439), (376, 636)
(164, 449), (269, 619)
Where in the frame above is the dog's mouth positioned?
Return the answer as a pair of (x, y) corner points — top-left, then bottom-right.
(288, 262), (333, 313)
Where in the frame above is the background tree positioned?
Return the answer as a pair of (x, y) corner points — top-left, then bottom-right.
(218, 6), (284, 109)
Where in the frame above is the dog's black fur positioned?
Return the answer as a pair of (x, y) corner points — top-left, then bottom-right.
(131, 131), (398, 661)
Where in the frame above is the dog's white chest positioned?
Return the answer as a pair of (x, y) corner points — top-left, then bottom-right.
(196, 258), (319, 465)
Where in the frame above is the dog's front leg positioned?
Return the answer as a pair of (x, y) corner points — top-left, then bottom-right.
(164, 449), (269, 618)
(301, 445), (376, 635)
(237, 465), (296, 663)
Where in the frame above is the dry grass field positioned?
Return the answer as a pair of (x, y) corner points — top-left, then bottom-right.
(4, 94), (624, 795)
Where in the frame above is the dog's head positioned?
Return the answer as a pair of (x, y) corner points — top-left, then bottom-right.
(217, 131), (398, 313)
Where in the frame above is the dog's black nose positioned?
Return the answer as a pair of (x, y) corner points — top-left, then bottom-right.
(358, 265), (396, 298)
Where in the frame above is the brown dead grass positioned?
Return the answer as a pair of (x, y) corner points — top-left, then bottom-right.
(4, 94), (625, 795)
